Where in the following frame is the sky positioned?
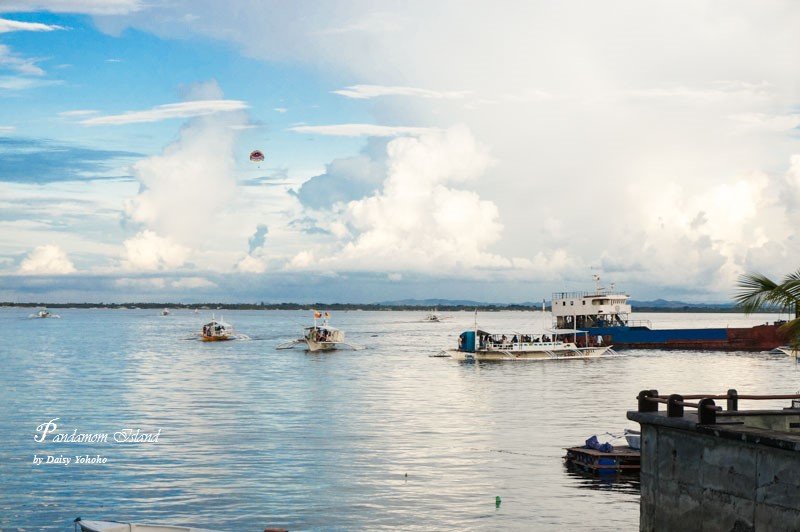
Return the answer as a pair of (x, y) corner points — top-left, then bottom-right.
(1, 1), (799, 303)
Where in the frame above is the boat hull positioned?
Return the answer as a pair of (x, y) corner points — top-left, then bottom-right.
(305, 340), (338, 352)
(77, 519), (219, 532)
(201, 335), (232, 342)
(446, 346), (612, 361)
(585, 323), (787, 351)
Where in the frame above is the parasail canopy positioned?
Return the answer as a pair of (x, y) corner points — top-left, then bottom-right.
(249, 150), (265, 163)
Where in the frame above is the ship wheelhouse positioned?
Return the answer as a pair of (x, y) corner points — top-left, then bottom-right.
(552, 287), (631, 330)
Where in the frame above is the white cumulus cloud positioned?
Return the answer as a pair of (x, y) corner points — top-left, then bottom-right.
(235, 255), (266, 273)
(123, 84), (244, 248)
(18, 244), (76, 275)
(289, 126), (511, 273)
(122, 230), (189, 271)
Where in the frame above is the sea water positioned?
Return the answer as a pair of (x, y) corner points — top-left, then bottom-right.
(0, 308), (795, 531)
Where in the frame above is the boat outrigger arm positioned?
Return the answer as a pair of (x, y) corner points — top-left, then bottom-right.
(276, 338), (364, 350)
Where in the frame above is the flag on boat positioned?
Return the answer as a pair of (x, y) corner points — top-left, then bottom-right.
(314, 310), (322, 319)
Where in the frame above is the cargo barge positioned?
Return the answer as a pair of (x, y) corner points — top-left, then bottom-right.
(552, 279), (787, 351)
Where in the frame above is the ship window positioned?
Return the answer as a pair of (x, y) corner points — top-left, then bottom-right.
(582, 301), (586, 305)
(570, 301), (573, 306)
(562, 302), (566, 306)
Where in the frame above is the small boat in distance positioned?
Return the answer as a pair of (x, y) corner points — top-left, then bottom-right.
(423, 308), (449, 322)
(277, 311), (362, 352)
(201, 315), (234, 342)
(29, 308), (59, 319)
(162, 308), (171, 316)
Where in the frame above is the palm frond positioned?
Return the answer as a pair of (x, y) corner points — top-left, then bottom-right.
(781, 272), (800, 309)
(778, 318), (800, 348)
(734, 273), (781, 314)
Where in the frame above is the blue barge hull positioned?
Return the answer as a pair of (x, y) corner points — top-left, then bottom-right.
(583, 324), (785, 351)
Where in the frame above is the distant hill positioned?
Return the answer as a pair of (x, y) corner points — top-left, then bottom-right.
(630, 299), (736, 310)
(378, 298), (488, 307)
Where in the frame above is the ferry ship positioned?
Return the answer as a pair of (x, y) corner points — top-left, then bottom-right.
(552, 279), (787, 351)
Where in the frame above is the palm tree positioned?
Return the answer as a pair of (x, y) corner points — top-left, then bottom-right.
(735, 269), (800, 347)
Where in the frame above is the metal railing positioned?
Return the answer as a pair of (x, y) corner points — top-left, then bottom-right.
(636, 389), (800, 425)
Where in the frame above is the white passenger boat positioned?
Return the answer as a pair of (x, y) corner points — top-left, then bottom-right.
(75, 519), (220, 532)
(277, 311), (362, 352)
(441, 328), (614, 361)
(162, 308), (171, 316)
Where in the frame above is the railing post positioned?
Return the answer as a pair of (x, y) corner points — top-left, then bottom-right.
(727, 389), (738, 411)
(698, 398), (717, 425)
(667, 394), (684, 417)
(638, 389), (659, 412)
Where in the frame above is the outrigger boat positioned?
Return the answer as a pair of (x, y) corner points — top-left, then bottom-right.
(277, 311), (362, 352)
(441, 327), (615, 361)
(770, 345), (800, 357)
(162, 308), (171, 316)
(201, 315), (234, 342)
(75, 518), (220, 532)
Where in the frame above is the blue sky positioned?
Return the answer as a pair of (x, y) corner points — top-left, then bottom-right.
(2, 2), (800, 303)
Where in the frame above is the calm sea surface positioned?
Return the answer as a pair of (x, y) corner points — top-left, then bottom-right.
(1, 308), (796, 531)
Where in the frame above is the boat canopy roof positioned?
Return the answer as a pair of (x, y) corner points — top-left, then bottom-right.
(204, 320), (231, 328)
(305, 325), (339, 332)
(548, 328), (588, 334)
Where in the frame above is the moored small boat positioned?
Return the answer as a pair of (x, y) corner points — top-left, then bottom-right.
(75, 518), (220, 532)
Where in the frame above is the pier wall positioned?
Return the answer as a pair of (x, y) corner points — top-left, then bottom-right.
(631, 413), (800, 531)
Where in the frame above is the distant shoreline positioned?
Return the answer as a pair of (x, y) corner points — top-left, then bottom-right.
(0, 302), (775, 313)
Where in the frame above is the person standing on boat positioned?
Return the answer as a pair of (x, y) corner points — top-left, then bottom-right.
(596, 335), (603, 346)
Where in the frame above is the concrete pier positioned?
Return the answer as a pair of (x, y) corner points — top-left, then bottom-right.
(628, 391), (800, 532)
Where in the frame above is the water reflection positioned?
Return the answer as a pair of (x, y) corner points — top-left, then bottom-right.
(0, 309), (794, 530)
